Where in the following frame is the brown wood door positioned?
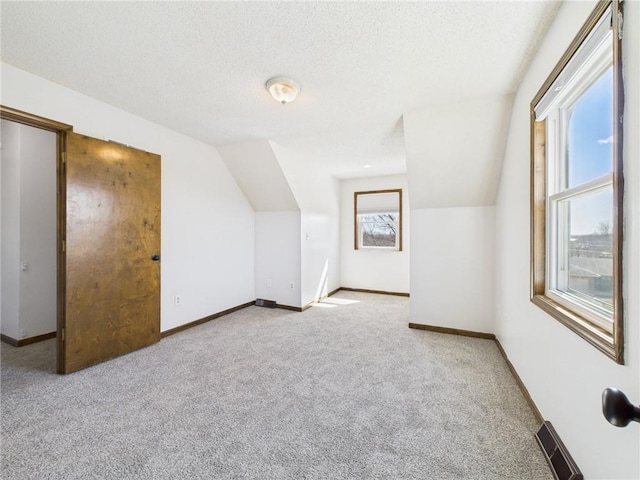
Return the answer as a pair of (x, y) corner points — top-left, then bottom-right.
(61, 132), (161, 373)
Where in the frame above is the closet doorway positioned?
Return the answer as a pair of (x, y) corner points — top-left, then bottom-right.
(0, 107), (161, 374)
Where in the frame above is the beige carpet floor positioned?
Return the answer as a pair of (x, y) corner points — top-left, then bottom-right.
(1, 291), (552, 479)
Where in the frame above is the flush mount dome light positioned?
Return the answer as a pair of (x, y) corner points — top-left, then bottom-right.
(266, 76), (300, 104)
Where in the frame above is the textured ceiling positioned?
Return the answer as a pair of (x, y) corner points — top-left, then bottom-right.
(0, 1), (560, 179)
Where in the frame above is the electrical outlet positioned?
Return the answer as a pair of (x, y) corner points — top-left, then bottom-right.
(19, 329), (27, 339)
(290, 282), (294, 290)
(174, 295), (182, 306)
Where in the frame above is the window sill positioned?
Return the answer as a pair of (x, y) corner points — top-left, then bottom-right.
(531, 294), (622, 364)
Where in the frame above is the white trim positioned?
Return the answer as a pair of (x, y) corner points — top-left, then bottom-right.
(541, 5), (616, 333)
(357, 214), (399, 250)
(549, 173), (613, 203)
(547, 289), (613, 333)
(535, 7), (612, 120)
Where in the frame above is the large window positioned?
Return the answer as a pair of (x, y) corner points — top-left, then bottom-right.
(531, 1), (624, 363)
(354, 189), (402, 251)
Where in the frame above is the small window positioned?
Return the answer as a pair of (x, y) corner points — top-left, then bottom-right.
(531, 0), (624, 363)
(354, 189), (402, 251)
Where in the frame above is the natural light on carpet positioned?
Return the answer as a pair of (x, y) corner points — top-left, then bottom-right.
(312, 298), (360, 309)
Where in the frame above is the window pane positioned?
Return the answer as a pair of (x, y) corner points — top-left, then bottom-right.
(360, 214), (397, 247)
(354, 190), (402, 251)
(559, 189), (613, 312)
(566, 67), (613, 188)
(356, 192), (398, 213)
(531, 2), (622, 362)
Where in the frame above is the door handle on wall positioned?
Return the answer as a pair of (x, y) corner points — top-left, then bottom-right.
(151, 254), (160, 261)
(602, 388), (640, 427)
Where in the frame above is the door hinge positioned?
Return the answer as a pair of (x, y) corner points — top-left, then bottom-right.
(61, 328), (65, 341)
(61, 152), (67, 164)
(62, 240), (66, 253)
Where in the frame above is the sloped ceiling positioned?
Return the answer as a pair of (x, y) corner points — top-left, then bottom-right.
(0, 1), (560, 197)
(404, 94), (515, 209)
(217, 141), (299, 212)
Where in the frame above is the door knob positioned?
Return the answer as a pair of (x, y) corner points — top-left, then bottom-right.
(602, 388), (640, 427)
(151, 254), (160, 261)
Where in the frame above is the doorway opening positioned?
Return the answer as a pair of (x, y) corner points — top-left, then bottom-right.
(1, 106), (162, 374)
(1, 107), (71, 372)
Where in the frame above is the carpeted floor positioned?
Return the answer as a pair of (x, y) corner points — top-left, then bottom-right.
(0, 291), (552, 479)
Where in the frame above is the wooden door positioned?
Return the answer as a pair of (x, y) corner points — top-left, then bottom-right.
(61, 132), (161, 373)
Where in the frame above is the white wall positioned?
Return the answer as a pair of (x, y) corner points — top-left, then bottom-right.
(270, 142), (340, 214)
(410, 206), (495, 333)
(340, 175), (410, 293)
(1, 63), (256, 333)
(1, 120), (22, 339)
(404, 94), (513, 209)
(301, 212), (340, 306)
(19, 123), (57, 338)
(218, 141), (342, 308)
(495, 1), (640, 478)
(403, 94), (504, 333)
(271, 143), (341, 306)
(1, 120), (57, 340)
(255, 212), (301, 308)
(218, 140), (300, 212)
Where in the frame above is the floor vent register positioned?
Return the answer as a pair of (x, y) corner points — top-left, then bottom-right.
(535, 421), (583, 480)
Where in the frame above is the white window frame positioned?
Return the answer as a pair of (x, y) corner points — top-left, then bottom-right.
(544, 35), (614, 332)
(530, 0), (624, 363)
(357, 213), (400, 250)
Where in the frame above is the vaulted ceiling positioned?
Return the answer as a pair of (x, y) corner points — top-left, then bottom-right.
(1, 1), (560, 187)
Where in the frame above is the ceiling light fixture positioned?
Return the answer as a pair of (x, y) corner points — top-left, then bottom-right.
(363, 164), (372, 169)
(266, 76), (300, 104)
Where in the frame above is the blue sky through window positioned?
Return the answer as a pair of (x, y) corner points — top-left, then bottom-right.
(566, 67), (613, 235)
(568, 66), (613, 186)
